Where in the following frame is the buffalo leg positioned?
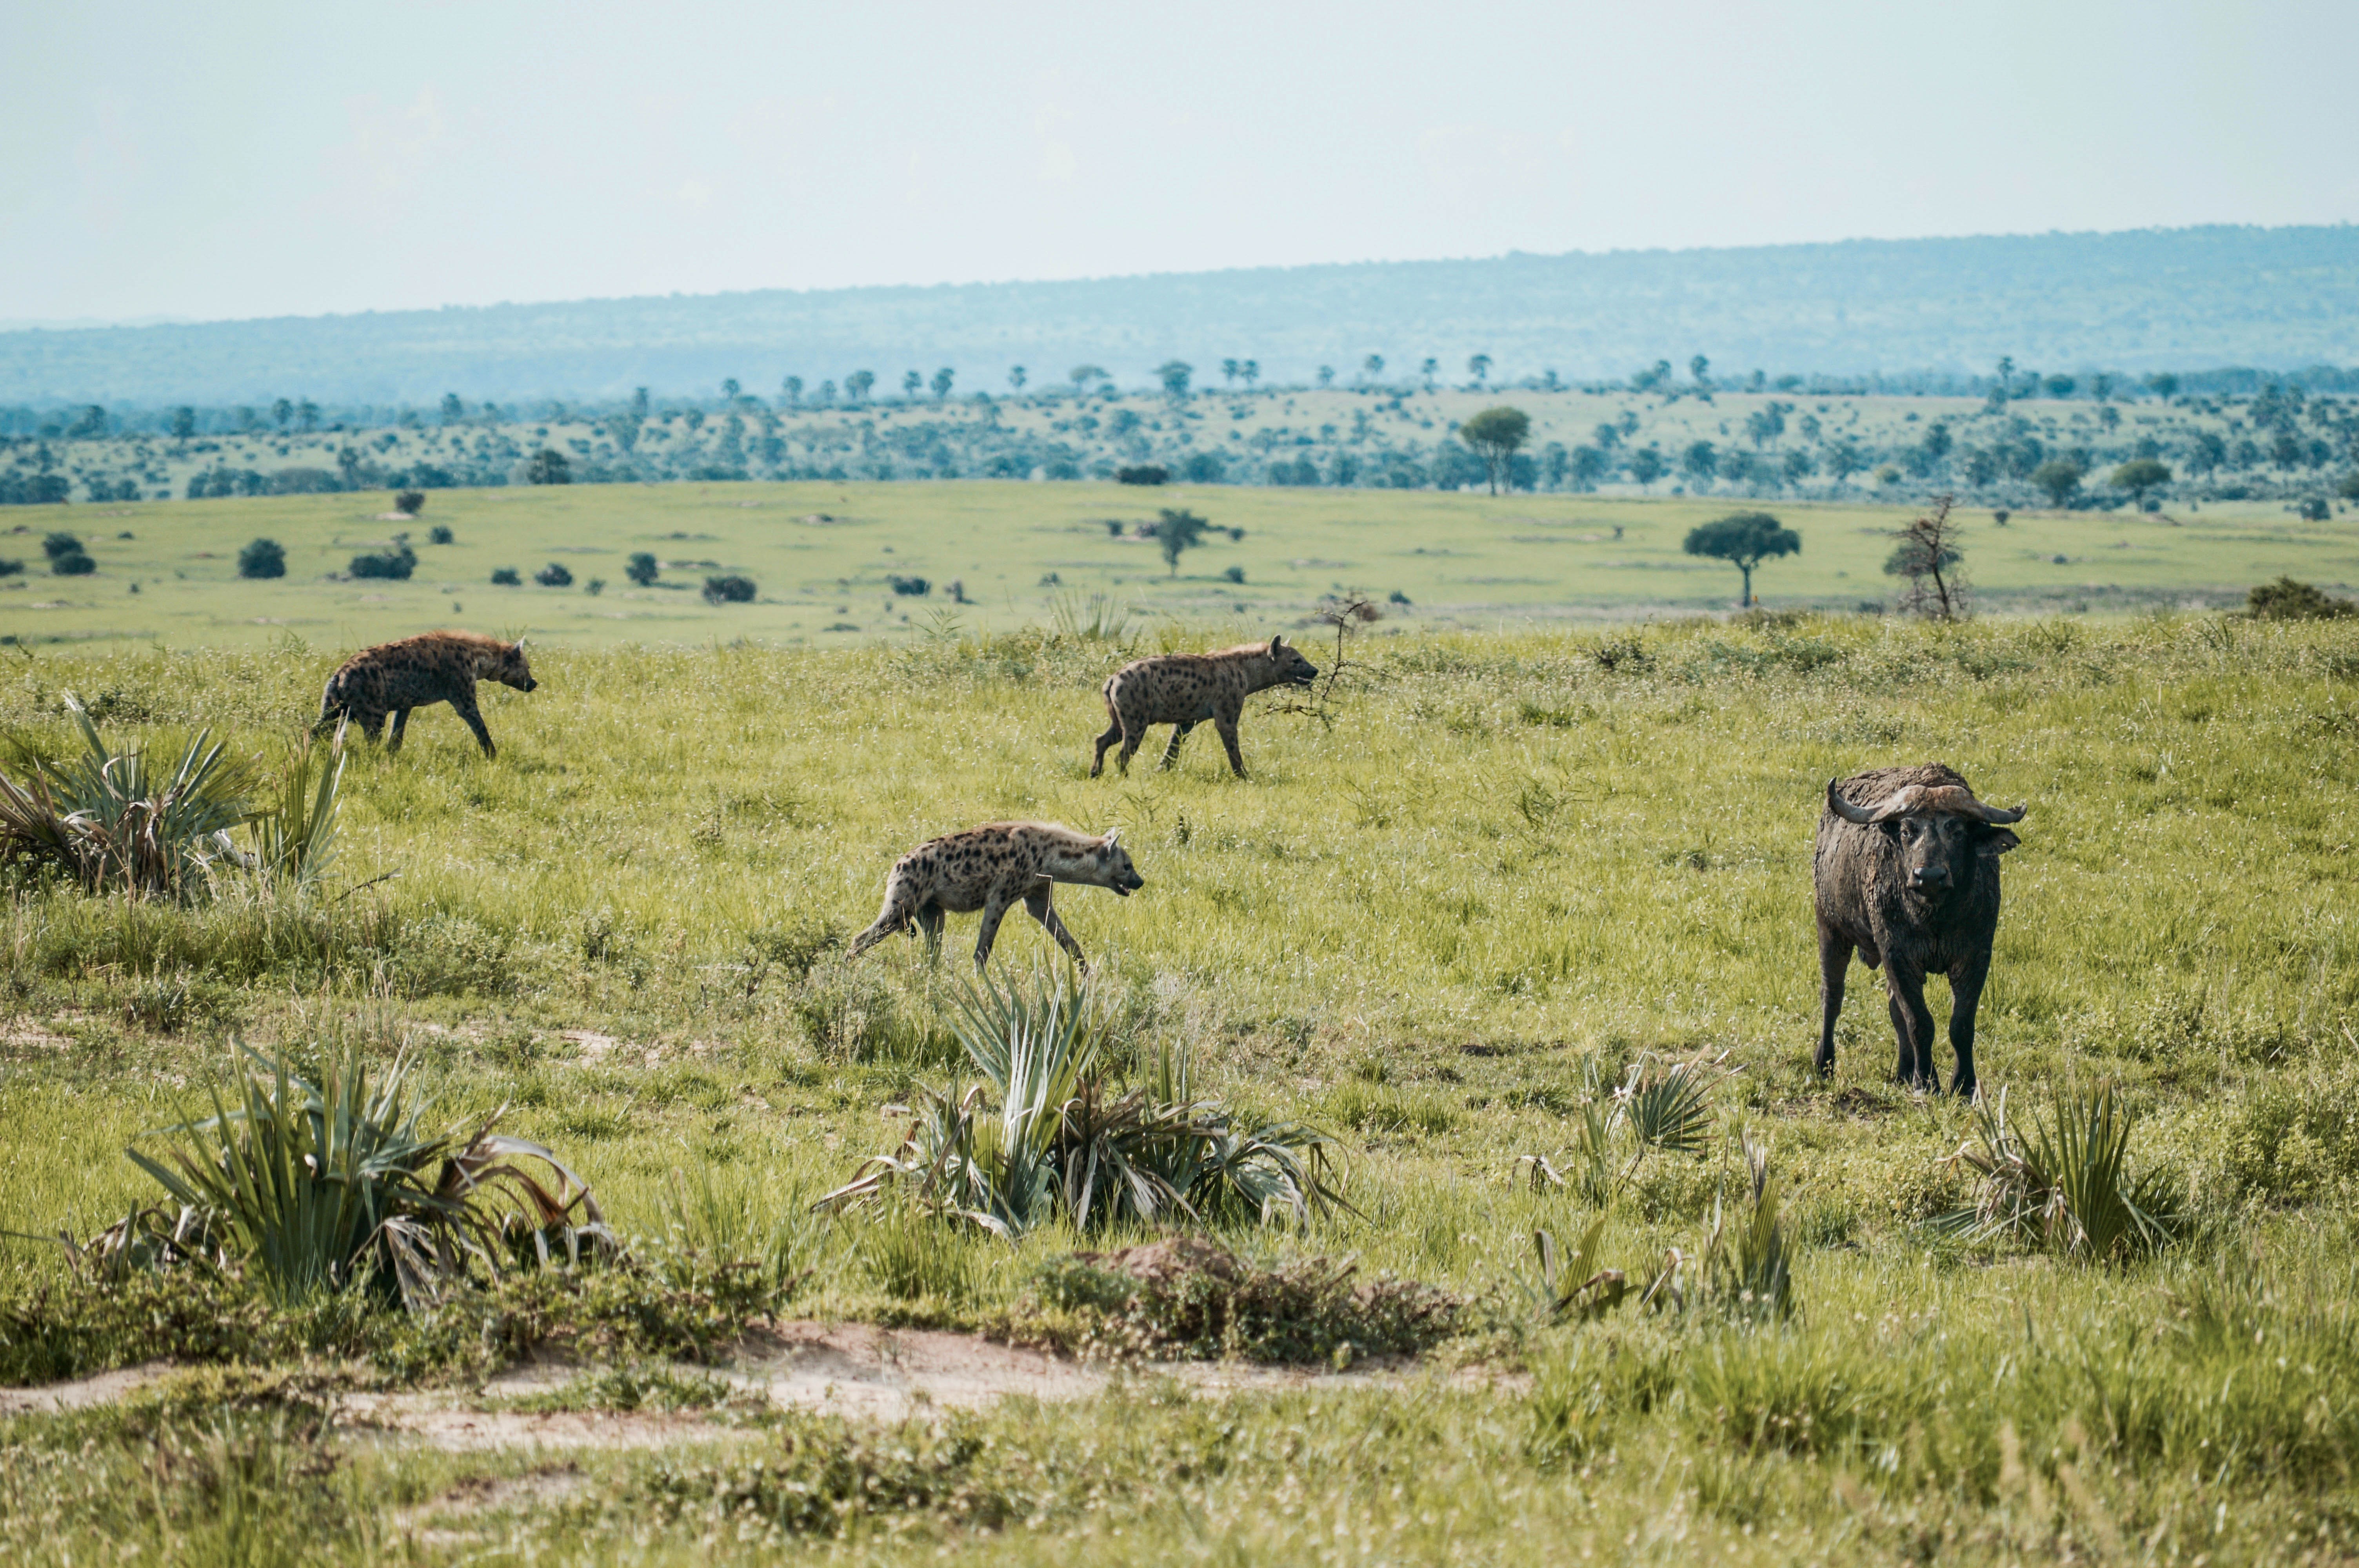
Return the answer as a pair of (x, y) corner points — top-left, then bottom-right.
(1814, 921), (1853, 1078)
(1946, 949), (1992, 1100)
(1885, 962), (1939, 1090)
(1158, 722), (1195, 770)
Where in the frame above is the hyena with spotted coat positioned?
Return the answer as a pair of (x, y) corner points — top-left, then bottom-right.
(1090, 635), (1318, 779)
(847, 822), (1145, 970)
(313, 630), (538, 758)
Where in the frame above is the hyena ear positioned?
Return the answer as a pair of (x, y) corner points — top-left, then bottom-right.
(514, 637), (528, 651)
(1269, 635), (1284, 654)
(1103, 827), (1122, 848)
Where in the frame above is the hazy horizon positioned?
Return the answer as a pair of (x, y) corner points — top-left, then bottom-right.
(8, 0), (2358, 326)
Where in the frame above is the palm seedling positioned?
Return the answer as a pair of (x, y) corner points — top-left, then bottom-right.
(126, 1039), (611, 1308)
(0, 694), (257, 896)
(820, 966), (1345, 1237)
(1937, 1084), (2183, 1263)
(1701, 1134), (1795, 1319)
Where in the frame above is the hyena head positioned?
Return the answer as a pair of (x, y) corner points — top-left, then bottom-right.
(1086, 829), (1145, 897)
(1267, 634), (1318, 687)
(480, 637), (538, 692)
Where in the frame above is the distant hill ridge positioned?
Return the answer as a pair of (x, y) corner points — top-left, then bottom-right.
(6, 224), (2356, 405)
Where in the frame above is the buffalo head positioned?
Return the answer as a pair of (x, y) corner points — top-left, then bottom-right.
(1825, 778), (2026, 897)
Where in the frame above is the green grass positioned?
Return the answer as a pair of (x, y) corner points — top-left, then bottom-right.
(7, 477), (2357, 652)
(0, 612), (2357, 1562)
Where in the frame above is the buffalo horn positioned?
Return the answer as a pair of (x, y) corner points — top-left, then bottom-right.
(1825, 778), (2027, 825)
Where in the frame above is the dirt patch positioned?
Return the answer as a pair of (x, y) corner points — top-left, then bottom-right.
(0, 1359), (175, 1415)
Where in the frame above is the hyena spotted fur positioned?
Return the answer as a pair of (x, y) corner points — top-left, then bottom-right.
(313, 630), (538, 758)
(1090, 635), (1318, 779)
(847, 821), (1145, 970)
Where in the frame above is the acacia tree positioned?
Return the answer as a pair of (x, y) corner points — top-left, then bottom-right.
(931, 368), (954, 401)
(1156, 361), (1193, 398)
(1419, 358), (1439, 391)
(1361, 354), (1385, 384)
(2032, 458), (2083, 506)
(2110, 457), (2170, 505)
(1884, 495), (1968, 620)
(1683, 510), (1800, 606)
(1468, 352), (1492, 388)
(1458, 406), (1531, 494)
(901, 370), (923, 400)
(847, 370), (876, 405)
(1241, 360), (1259, 390)
(1155, 508), (1209, 574)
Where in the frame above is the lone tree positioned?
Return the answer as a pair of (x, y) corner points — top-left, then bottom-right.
(526, 448), (571, 485)
(1458, 405), (1531, 495)
(1884, 495), (1968, 621)
(1154, 507), (1210, 575)
(1683, 510), (1800, 606)
(1156, 361), (1194, 398)
(625, 552), (660, 586)
(2032, 458), (2084, 507)
(2110, 457), (2171, 505)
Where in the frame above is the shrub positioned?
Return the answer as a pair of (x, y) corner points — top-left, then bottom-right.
(525, 448), (571, 485)
(821, 969), (1345, 1236)
(393, 489), (425, 515)
(1223, 564), (1246, 584)
(585, 577), (605, 595)
(703, 573), (756, 604)
(51, 548), (95, 575)
(1115, 465), (1168, 485)
(2248, 577), (2355, 620)
(887, 574), (930, 596)
(427, 524), (454, 545)
(625, 552), (660, 586)
(534, 562), (574, 588)
(348, 541), (416, 579)
(0, 693), (256, 896)
(43, 530), (81, 561)
(1938, 1085), (2183, 1262)
(2297, 495), (2331, 522)
(120, 1040), (612, 1308)
(0, 557), (20, 577)
(1023, 1238), (1459, 1363)
(236, 538), (285, 579)
(491, 566), (522, 586)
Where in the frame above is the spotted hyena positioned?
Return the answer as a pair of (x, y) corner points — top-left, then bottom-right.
(1090, 635), (1318, 779)
(847, 821), (1145, 970)
(313, 630), (538, 758)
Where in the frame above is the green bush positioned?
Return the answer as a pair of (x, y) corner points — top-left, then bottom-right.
(235, 538), (285, 579)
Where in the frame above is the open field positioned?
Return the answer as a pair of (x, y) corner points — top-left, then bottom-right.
(0, 611), (2356, 1563)
(7, 479), (2357, 652)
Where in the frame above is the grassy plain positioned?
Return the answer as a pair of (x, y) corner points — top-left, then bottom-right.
(1, 611), (2357, 1563)
(7, 478), (2357, 652)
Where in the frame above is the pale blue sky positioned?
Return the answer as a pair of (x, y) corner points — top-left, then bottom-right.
(6, 0), (2356, 324)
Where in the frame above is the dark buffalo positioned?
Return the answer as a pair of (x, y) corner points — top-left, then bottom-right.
(1813, 763), (2026, 1096)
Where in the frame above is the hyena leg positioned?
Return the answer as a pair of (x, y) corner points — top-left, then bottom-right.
(1158, 722), (1196, 770)
(916, 901), (945, 957)
(1114, 721), (1145, 776)
(1023, 884), (1087, 967)
(387, 708), (411, 755)
(451, 693), (497, 759)
(973, 893), (1015, 969)
(1090, 715), (1123, 778)
(1213, 705), (1247, 778)
(356, 708), (388, 744)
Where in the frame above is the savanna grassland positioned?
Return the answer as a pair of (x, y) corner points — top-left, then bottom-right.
(2, 604), (2359, 1566)
(9, 476), (2357, 656)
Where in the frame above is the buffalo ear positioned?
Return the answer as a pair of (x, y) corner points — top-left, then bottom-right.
(1982, 827), (2022, 855)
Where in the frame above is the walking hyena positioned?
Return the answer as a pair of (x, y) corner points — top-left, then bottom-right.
(1090, 635), (1318, 779)
(847, 822), (1145, 970)
(313, 631), (538, 758)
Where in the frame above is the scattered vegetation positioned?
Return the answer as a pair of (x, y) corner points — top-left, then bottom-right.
(2248, 574), (2356, 619)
